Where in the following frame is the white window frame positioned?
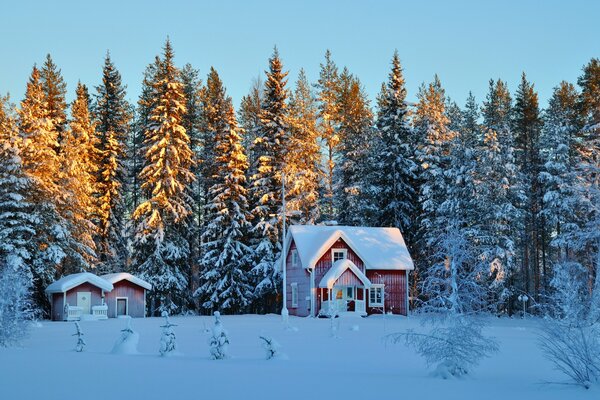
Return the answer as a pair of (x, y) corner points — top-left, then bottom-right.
(291, 249), (299, 267)
(291, 283), (298, 308)
(331, 248), (347, 263)
(369, 284), (384, 307)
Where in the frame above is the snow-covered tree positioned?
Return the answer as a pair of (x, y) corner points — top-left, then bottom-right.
(196, 95), (253, 314)
(40, 54), (68, 141)
(259, 335), (282, 360)
(159, 311), (177, 356)
(208, 311), (229, 360)
(315, 50), (340, 221)
(248, 48), (288, 311)
(334, 69), (374, 226)
(111, 317), (139, 355)
(286, 69), (322, 224)
(131, 40), (195, 315)
(239, 77), (263, 177)
(0, 256), (35, 347)
(92, 53), (131, 273)
(73, 322), (86, 352)
(371, 51), (416, 232)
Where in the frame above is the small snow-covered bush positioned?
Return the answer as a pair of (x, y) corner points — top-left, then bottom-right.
(111, 317), (139, 355)
(73, 322), (86, 352)
(537, 259), (600, 388)
(209, 312), (229, 360)
(259, 336), (281, 360)
(0, 257), (34, 347)
(391, 316), (498, 378)
(159, 311), (177, 356)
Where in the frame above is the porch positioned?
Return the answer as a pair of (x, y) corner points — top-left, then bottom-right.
(317, 258), (372, 317)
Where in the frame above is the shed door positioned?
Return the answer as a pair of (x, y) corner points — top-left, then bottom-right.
(117, 298), (128, 316)
(77, 292), (91, 314)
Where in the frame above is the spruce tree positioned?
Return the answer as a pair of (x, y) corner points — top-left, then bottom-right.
(335, 69), (374, 226)
(239, 78), (263, 174)
(131, 40), (195, 315)
(40, 54), (68, 143)
(196, 98), (253, 313)
(371, 52), (416, 233)
(512, 72), (544, 298)
(287, 69), (322, 224)
(248, 48), (288, 311)
(93, 53), (131, 272)
(315, 50), (340, 221)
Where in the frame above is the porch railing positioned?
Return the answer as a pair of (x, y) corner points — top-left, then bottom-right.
(92, 305), (108, 320)
(64, 305), (83, 321)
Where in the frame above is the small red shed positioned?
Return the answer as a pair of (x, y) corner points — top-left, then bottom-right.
(45, 272), (114, 321)
(101, 273), (152, 318)
(283, 225), (414, 317)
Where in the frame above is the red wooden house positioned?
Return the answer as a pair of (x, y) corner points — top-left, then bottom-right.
(45, 272), (151, 321)
(284, 225), (414, 317)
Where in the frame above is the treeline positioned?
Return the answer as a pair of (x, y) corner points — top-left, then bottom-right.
(0, 39), (598, 317)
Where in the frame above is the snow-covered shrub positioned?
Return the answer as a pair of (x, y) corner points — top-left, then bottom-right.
(159, 311), (177, 356)
(390, 228), (498, 378)
(0, 257), (34, 347)
(393, 316), (499, 378)
(538, 259), (600, 388)
(111, 317), (139, 355)
(73, 322), (86, 352)
(209, 312), (229, 360)
(259, 335), (281, 360)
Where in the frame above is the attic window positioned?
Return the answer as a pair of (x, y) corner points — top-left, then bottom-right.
(332, 249), (347, 263)
(291, 250), (299, 267)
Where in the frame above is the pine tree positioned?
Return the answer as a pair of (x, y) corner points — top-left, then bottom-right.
(239, 77), (263, 174)
(335, 69), (374, 226)
(371, 52), (416, 233)
(315, 50), (340, 221)
(512, 72), (544, 299)
(40, 54), (68, 143)
(476, 79), (520, 313)
(131, 40), (195, 315)
(539, 82), (580, 262)
(248, 48), (288, 311)
(93, 53), (131, 273)
(196, 97), (253, 313)
(286, 69), (322, 224)
(17, 67), (68, 310)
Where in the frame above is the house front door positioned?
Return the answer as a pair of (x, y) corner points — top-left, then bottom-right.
(77, 292), (91, 314)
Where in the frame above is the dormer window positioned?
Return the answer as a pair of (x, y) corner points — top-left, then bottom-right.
(332, 249), (347, 263)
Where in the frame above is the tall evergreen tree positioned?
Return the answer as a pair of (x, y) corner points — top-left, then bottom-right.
(315, 50), (340, 221)
(196, 97), (253, 313)
(286, 69), (322, 224)
(371, 52), (416, 234)
(512, 72), (544, 298)
(335, 69), (374, 226)
(40, 54), (68, 143)
(239, 77), (263, 173)
(93, 53), (131, 272)
(248, 48), (288, 311)
(131, 40), (195, 315)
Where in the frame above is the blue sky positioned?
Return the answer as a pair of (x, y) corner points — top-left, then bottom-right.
(1, 0), (598, 111)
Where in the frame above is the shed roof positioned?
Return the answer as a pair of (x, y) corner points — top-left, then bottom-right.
(318, 259), (372, 289)
(286, 225), (414, 271)
(45, 272), (114, 294)
(101, 273), (152, 290)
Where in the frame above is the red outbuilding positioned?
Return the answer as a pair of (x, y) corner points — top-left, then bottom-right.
(101, 273), (152, 318)
(284, 225), (414, 317)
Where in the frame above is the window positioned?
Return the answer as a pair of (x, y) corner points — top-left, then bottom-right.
(291, 249), (299, 267)
(332, 249), (347, 263)
(346, 286), (354, 299)
(369, 285), (384, 307)
(291, 283), (298, 308)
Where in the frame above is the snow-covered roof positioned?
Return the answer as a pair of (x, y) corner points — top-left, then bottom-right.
(319, 259), (372, 289)
(101, 272), (152, 290)
(287, 225), (414, 271)
(45, 272), (114, 294)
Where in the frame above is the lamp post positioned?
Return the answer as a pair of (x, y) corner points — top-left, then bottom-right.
(281, 172), (289, 326)
(517, 294), (529, 318)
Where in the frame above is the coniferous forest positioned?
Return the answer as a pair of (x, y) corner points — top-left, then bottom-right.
(1, 40), (599, 318)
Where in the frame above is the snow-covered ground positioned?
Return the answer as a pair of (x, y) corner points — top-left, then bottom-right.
(0, 314), (597, 399)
